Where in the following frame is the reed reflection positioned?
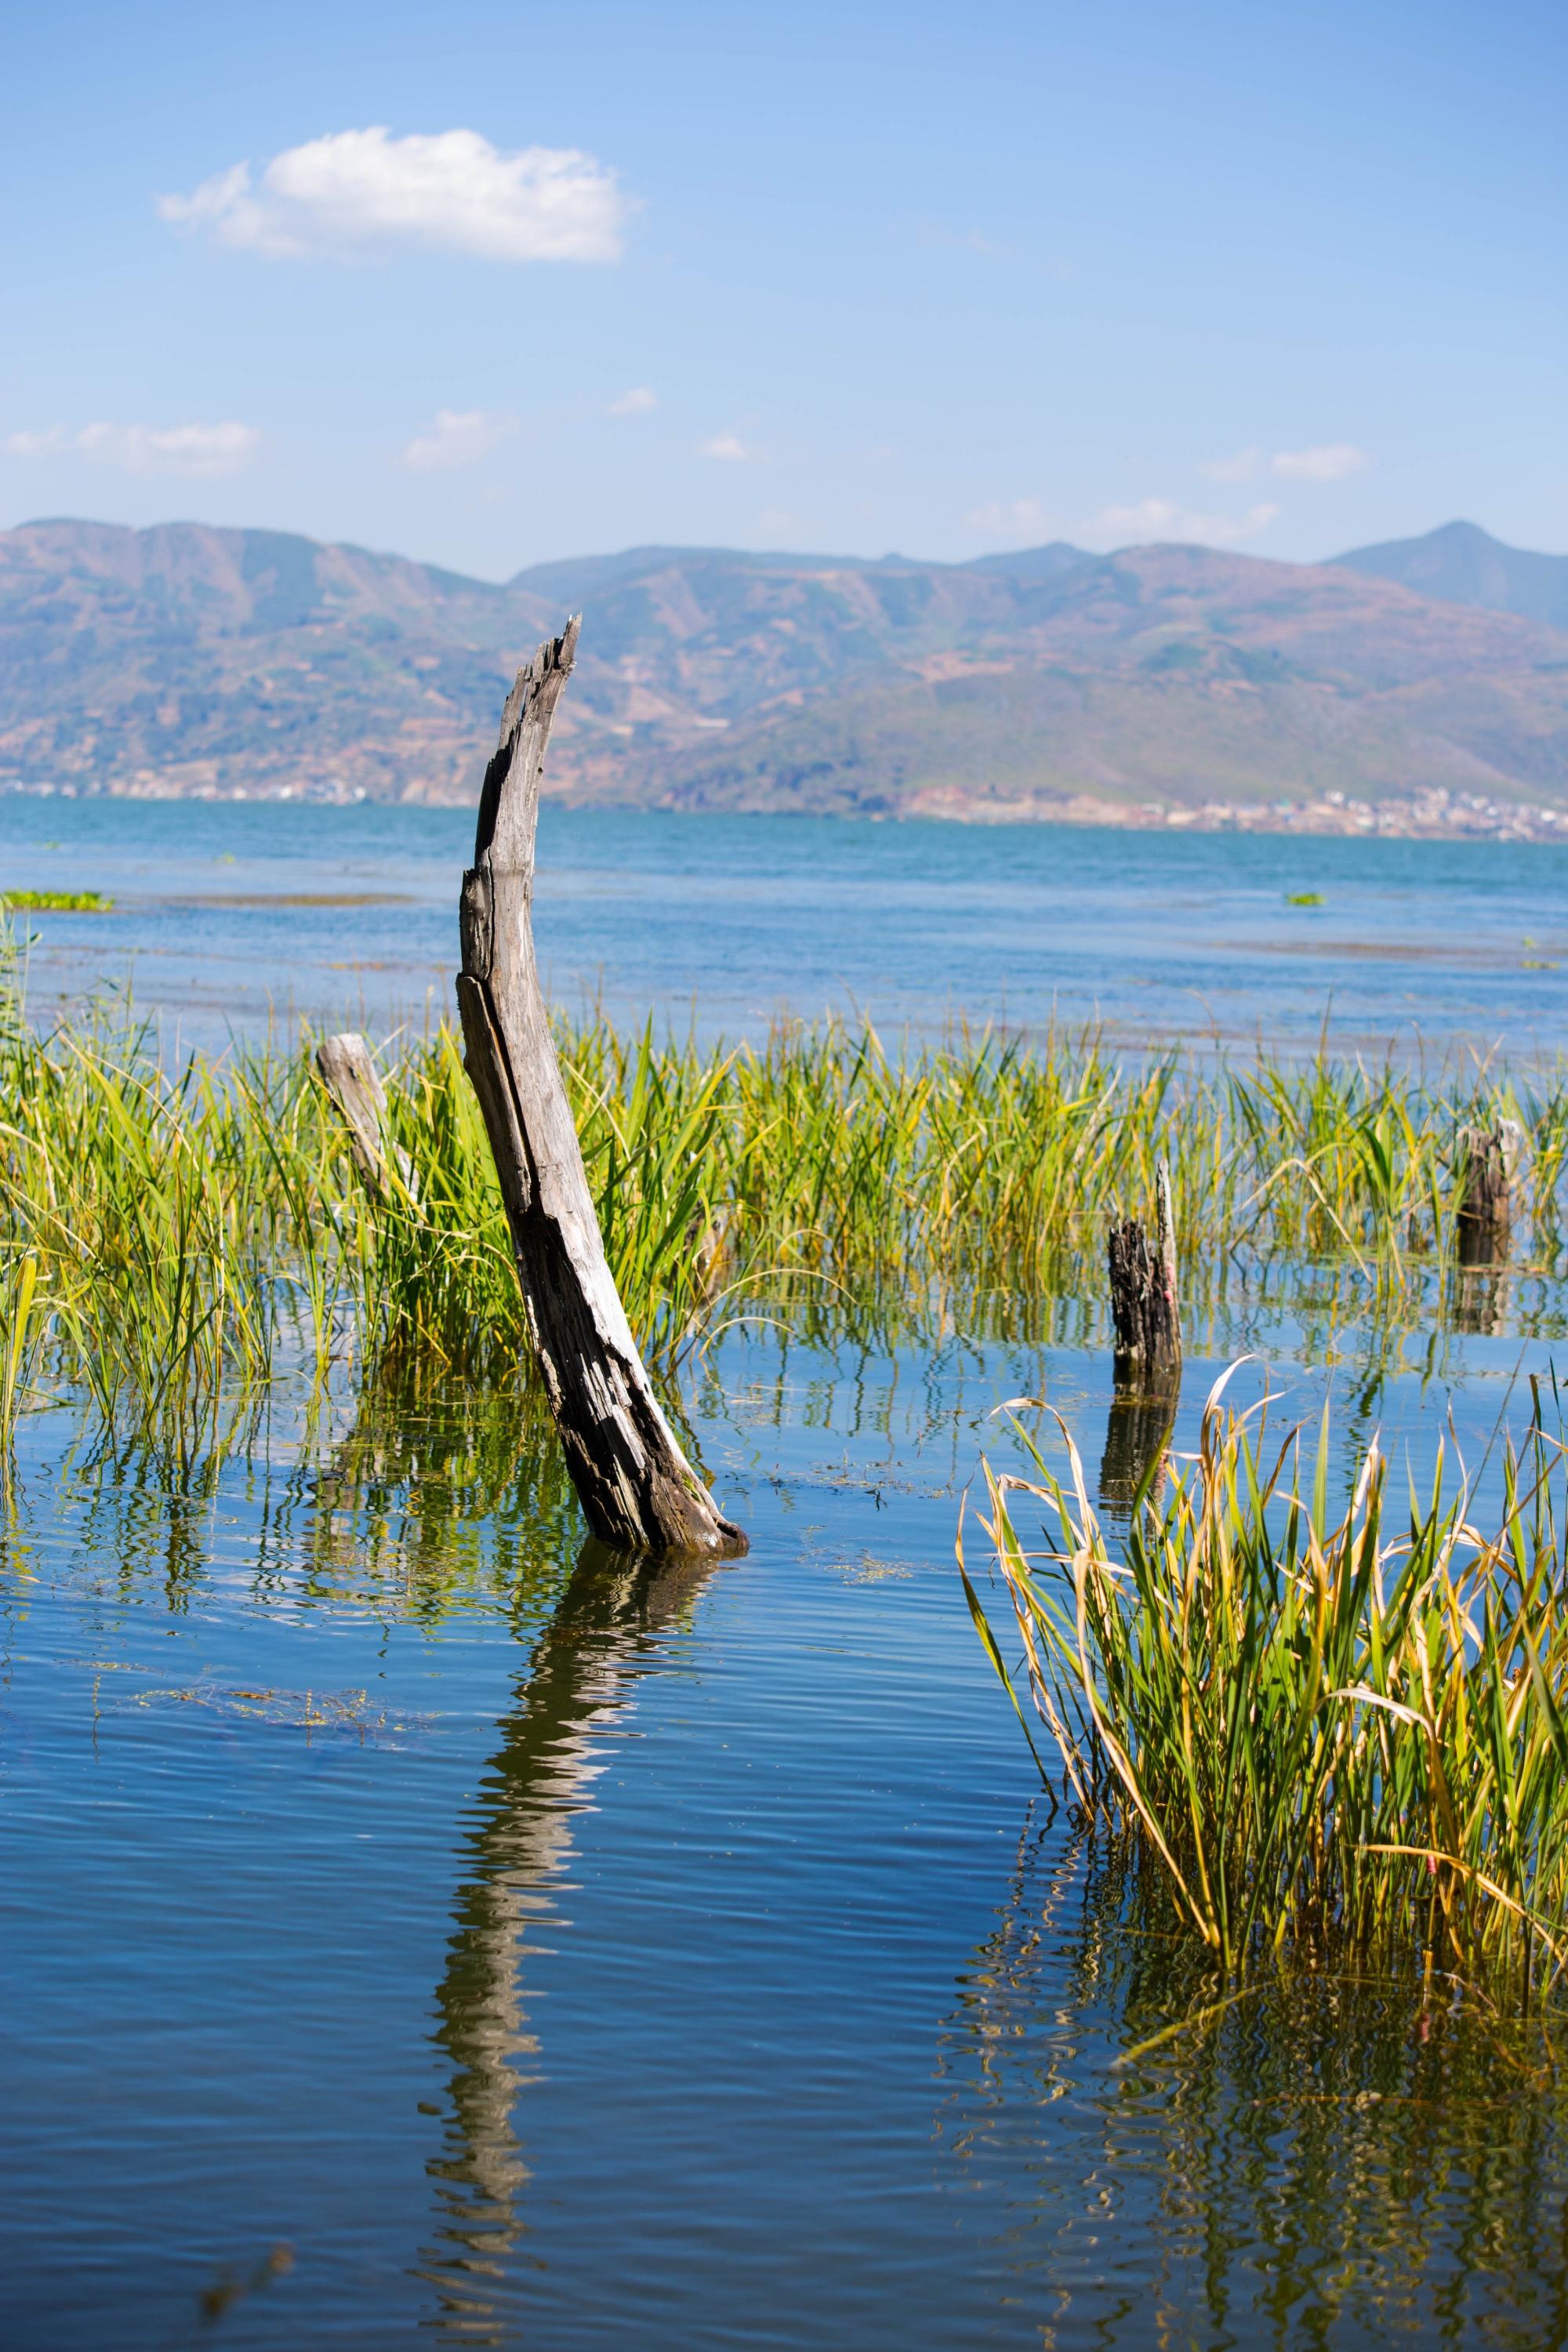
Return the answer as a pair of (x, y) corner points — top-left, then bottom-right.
(935, 1831), (1568, 2346)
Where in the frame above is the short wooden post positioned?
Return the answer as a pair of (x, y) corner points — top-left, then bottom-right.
(1107, 1160), (1182, 1389)
(456, 620), (746, 1559)
(1100, 1162), (1181, 1512)
(1455, 1118), (1526, 1265)
(316, 1031), (415, 1196)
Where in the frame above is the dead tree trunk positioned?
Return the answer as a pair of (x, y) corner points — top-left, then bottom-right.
(456, 619), (746, 1559)
(1455, 1118), (1526, 1266)
(1107, 1160), (1182, 1389)
(316, 1032), (415, 1197)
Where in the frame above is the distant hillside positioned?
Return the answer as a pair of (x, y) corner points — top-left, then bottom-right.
(1334, 520), (1568, 633)
(1, 517), (1566, 818)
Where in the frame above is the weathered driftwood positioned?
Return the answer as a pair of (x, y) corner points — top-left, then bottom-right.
(456, 619), (746, 1559)
(316, 1031), (415, 1196)
(1106, 1160), (1182, 1390)
(1455, 1118), (1526, 1265)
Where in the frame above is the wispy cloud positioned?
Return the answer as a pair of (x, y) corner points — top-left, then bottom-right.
(397, 408), (517, 471)
(964, 496), (1057, 540)
(1081, 496), (1280, 550)
(698, 430), (763, 463)
(921, 224), (1011, 257)
(1271, 441), (1370, 482)
(1203, 441), (1370, 486)
(608, 386), (657, 416)
(1200, 446), (1264, 484)
(158, 128), (627, 263)
(4, 420), (261, 477)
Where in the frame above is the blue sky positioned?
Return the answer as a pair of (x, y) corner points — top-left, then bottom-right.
(3, 0), (1563, 579)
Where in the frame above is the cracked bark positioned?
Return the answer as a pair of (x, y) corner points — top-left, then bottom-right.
(456, 619), (746, 1558)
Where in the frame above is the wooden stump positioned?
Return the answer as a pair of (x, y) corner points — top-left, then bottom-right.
(1107, 1160), (1182, 1389)
(1100, 1162), (1180, 1512)
(1455, 1119), (1526, 1266)
(456, 620), (746, 1559)
(316, 1031), (415, 1197)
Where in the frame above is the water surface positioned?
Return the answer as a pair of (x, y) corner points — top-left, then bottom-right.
(6, 1291), (1568, 2347)
(5, 797), (1567, 1058)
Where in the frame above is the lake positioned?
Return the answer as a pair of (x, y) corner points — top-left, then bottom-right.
(4, 795), (1568, 1057)
(5, 799), (1568, 2348)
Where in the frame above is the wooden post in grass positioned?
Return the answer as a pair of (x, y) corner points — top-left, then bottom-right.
(456, 619), (746, 1559)
(1107, 1160), (1182, 1388)
(1455, 1118), (1526, 1265)
(1100, 1160), (1181, 1512)
(316, 1032), (414, 1197)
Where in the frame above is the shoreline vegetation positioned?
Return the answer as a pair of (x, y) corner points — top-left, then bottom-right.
(2, 943), (1565, 1438)
(0, 941), (1561, 1430)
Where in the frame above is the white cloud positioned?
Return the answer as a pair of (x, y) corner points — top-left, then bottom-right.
(1203, 441), (1371, 486)
(1081, 497), (1280, 550)
(964, 496), (1057, 540)
(158, 127), (626, 263)
(921, 224), (1011, 256)
(1201, 446), (1263, 484)
(4, 420), (261, 477)
(608, 385), (657, 416)
(397, 407), (517, 471)
(1271, 441), (1370, 482)
(698, 430), (762, 463)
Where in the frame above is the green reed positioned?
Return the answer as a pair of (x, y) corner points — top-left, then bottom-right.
(964, 1371), (1568, 1988)
(1, 931), (1565, 1434)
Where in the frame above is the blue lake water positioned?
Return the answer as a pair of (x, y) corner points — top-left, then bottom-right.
(4, 795), (1568, 1058)
(5, 798), (1568, 2347)
(9, 1326), (1568, 2350)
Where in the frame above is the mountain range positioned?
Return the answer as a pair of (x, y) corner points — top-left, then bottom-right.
(1, 515), (1565, 821)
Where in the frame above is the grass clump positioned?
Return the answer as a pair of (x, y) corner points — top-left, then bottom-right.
(964, 1374), (1568, 1991)
(2, 888), (114, 912)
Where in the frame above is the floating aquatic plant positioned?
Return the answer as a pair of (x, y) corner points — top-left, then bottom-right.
(2, 888), (114, 912)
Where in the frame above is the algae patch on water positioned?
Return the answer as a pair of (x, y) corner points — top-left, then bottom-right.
(2, 887), (114, 912)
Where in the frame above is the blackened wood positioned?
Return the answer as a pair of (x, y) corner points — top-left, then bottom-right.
(456, 619), (746, 1559)
(1107, 1159), (1182, 1388)
(316, 1031), (414, 1196)
(1455, 1118), (1526, 1266)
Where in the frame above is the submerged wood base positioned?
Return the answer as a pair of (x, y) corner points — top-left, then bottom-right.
(1098, 1382), (1179, 1515)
